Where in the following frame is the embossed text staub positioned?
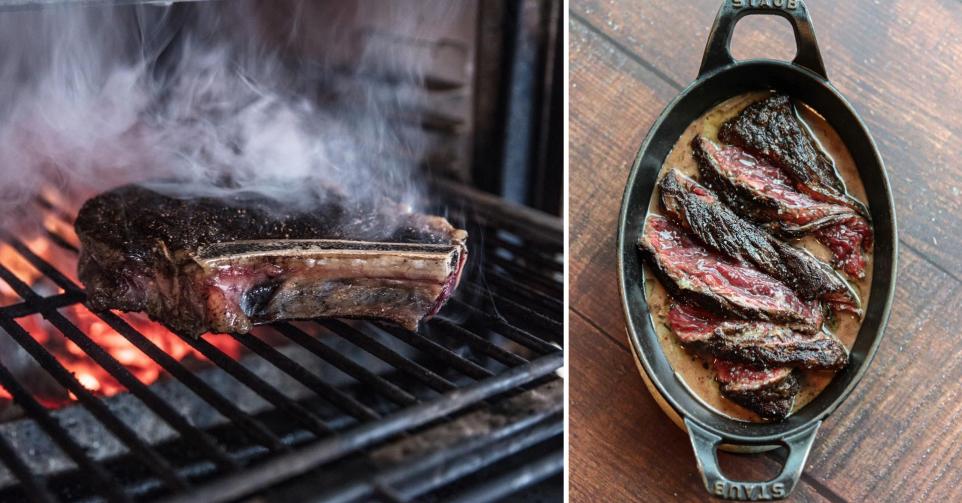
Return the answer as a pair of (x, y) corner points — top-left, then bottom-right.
(712, 481), (787, 500)
(731, 0), (800, 9)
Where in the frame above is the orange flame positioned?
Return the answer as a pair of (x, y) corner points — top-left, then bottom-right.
(0, 200), (244, 408)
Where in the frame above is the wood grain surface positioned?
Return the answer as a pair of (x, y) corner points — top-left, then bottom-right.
(568, 0), (962, 501)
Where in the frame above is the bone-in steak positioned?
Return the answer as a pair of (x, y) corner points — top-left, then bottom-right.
(76, 184), (468, 337)
(658, 169), (859, 313)
(669, 304), (848, 370)
(639, 215), (823, 332)
(713, 360), (800, 420)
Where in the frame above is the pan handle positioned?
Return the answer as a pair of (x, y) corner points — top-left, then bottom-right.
(698, 0), (827, 80)
(684, 418), (821, 500)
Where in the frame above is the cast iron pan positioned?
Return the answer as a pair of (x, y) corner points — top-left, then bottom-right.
(616, 0), (897, 500)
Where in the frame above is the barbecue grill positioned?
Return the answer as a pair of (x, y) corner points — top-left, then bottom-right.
(0, 180), (563, 502)
(0, 0), (563, 501)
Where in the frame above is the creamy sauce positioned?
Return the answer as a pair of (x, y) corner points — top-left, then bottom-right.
(643, 91), (873, 422)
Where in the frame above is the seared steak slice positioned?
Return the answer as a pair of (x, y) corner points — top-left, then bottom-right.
(659, 169), (859, 313)
(639, 216), (823, 332)
(669, 304), (848, 370)
(76, 184), (468, 337)
(814, 217), (872, 280)
(714, 360), (800, 420)
(693, 136), (852, 235)
(693, 136), (872, 279)
(717, 94), (865, 215)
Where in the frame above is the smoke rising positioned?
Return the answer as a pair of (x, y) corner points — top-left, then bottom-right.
(0, 0), (465, 226)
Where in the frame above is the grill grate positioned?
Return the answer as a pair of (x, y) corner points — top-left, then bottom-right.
(0, 181), (563, 502)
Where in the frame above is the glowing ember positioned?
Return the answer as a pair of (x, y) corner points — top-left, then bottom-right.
(0, 237), (55, 302)
(0, 199), (245, 409)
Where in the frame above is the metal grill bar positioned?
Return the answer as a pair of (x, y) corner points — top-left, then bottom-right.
(0, 184), (562, 501)
(158, 353), (562, 503)
(488, 236), (561, 272)
(313, 320), (456, 393)
(0, 291), (85, 318)
(429, 318), (528, 367)
(0, 427), (57, 503)
(0, 266), (188, 491)
(42, 229), (78, 254)
(483, 245), (562, 286)
(391, 417), (563, 501)
(445, 449), (563, 503)
(447, 298), (559, 354)
(0, 233), (82, 292)
(376, 325), (494, 381)
(229, 330), (390, 415)
(485, 254), (562, 297)
(0, 361), (129, 502)
(168, 333), (334, 437)
(471, 272), (563, 313)
(2, 233), (291, 452)
(434, 193), (561, 248)
(86, 311), (288, 452)
(468, 270), (557, 306)
(274, 322), (426, 402)
(0, 249), (238, 473)
(313, 402), (561, 502)
(34, 311), (238, 472)
(461, 281), (563, 331)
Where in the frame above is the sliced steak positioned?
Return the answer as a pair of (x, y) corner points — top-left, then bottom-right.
(717, 94), (866, 215)
(659, 169), (859, 313)
(693, 136), (852, 235)
(669, 304), (848, 370)
(76, 184), (468, 337)
(638, 215), (823, 332)
(814, 216), (872, 279)
(714, 360), (800, 421)
(693, 136), (872, 279)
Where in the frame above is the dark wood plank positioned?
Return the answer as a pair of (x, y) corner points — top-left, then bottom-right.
(568, 18), (678, 339)
(569, 312), (831, 503)
(799, 250), (962, 502)
(572, 0), (962, 277)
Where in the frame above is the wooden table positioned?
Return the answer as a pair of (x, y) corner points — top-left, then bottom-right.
(569, 1), (962, 501)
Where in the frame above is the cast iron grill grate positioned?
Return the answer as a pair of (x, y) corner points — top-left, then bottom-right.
(0, 182), (563, 503)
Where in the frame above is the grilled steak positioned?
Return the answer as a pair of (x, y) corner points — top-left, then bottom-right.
(693, 136), (872, 279)
(76, 184), (468, 337)
(714, 360), (800, 420)
(658, 169), (859, 313)
(669, 304), (848, 370)
(718, 94), (866, 215)
(639, 216), (823, 332)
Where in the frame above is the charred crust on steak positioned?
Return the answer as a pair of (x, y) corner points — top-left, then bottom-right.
(669, 304), (848, 370)
(692, 135), (872, 279)
(692, 135), (854, 237)
(714, 361), (800, 420)
(658, 169), (860, 314)
(638, 216), (823, 333)
(717, 94), (868, 216)
(76, 184), (468, 337)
